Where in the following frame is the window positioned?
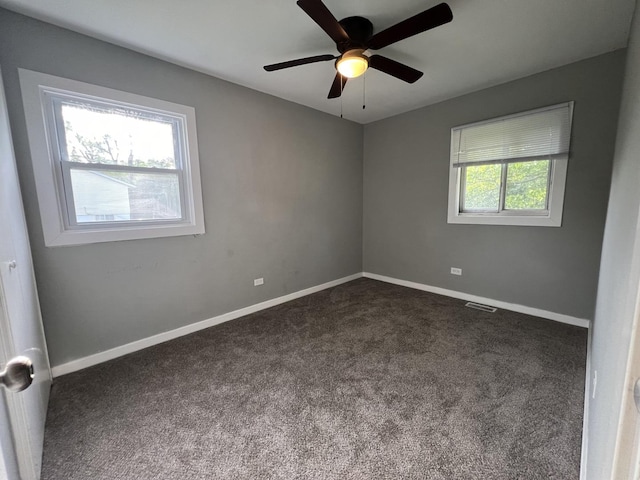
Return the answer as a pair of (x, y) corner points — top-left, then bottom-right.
(19, 69), (205, 246)
(447, 102), (573, 226)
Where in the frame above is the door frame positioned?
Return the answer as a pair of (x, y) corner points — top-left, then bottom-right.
(610, 185), (640, 479)
(611, 293), (640, 478)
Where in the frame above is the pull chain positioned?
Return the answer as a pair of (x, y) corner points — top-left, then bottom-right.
(363, 72), (366, 110)
(340, 76), (343, 118)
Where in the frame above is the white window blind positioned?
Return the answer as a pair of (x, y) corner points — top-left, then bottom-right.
(450, 102), (574, 168)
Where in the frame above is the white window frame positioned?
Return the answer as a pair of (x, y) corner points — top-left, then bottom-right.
(447, 102), (573, 227)
(19, 69), (205, 246)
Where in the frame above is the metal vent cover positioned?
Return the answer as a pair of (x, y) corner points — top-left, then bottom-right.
(465, 302), (497, 313)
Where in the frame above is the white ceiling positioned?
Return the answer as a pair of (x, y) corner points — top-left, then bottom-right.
(0, 0), (635, 123)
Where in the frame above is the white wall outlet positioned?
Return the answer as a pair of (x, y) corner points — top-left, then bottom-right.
(450, 267), (462, 276)
(253, 277), (264, 286)
(592, 370), (598, 399)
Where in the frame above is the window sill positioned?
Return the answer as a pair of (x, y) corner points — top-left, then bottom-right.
(43, 221), (205, 247)
(447, 212), (562, 227)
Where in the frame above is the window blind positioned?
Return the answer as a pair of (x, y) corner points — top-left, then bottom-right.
(450, 102), (573, 168)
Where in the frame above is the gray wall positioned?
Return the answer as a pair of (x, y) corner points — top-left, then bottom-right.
(363, 51), (625, 320)
(588, 1), (640, 477)
(0, 9), (364, 368)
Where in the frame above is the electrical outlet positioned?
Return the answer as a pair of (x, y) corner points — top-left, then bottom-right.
(592, 370), (598, 399)
(254, 278), (264, 286)
(450, 267), (462, 276)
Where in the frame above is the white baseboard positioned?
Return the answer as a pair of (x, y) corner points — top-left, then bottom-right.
(363, 272), (591, 329)
(52, 271), (590, 377)
(51, 273), (363, 377)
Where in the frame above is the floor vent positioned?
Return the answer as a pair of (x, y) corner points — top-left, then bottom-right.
(465, 302), (497, 313)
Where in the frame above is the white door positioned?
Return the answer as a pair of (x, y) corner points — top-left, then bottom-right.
(0, 68), (52, 479)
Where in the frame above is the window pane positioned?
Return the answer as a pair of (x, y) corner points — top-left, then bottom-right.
(462, 164), (501, 211)
(60, 101), (178, 169)
(504, 160), (550, 210)
(70, 169), (181, 223)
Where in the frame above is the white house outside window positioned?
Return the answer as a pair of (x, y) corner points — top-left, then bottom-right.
(19, 69), (205, 246)
(447, 102), (574, 227)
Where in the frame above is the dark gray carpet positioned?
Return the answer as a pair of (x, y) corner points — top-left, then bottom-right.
(41, 278), (587, 479)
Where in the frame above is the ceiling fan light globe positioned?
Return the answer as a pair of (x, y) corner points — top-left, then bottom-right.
(337, 52), (368, 78)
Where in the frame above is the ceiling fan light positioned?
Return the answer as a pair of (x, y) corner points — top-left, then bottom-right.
(337, 50), (369, 78)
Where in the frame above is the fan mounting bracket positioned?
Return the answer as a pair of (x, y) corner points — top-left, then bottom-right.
(336, 16), (373, 53)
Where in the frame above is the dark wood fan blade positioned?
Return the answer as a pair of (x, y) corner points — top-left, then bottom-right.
(367, 3), (453, 50)
(297, 0), (350, 45)
(368, 55), (423, 83)
(328, 73), (348, 98)
(264, 54), (336, 72)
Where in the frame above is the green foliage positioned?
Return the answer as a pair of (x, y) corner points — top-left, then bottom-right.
(504, 161), (549, 210)
(463, 160), (550, 212)
(463, 164), (501, 211)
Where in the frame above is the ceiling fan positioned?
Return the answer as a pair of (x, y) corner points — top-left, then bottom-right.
(264, 0), (453, 99)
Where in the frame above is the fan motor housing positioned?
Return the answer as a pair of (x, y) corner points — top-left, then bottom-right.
(337, 16), (373, 52)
